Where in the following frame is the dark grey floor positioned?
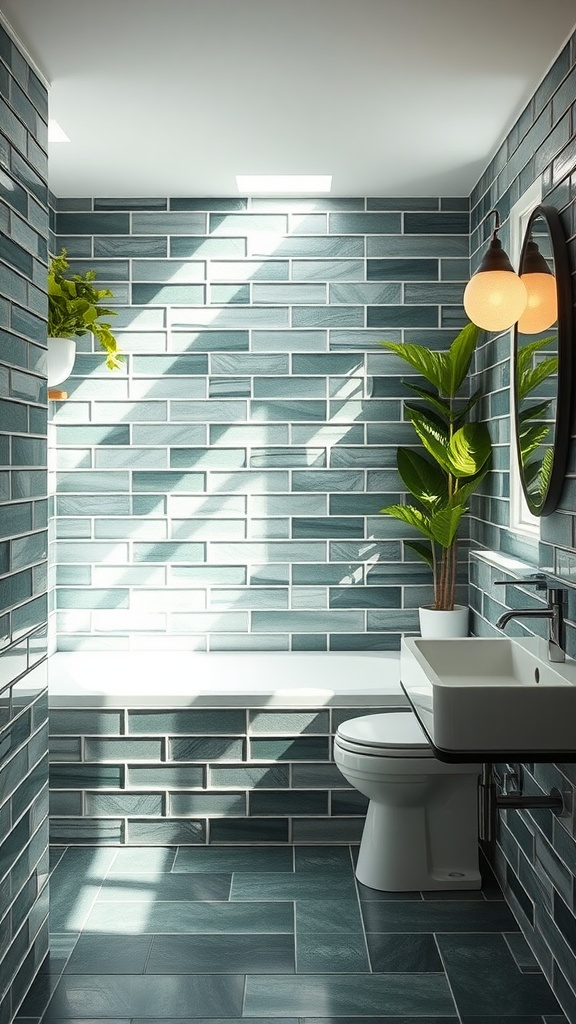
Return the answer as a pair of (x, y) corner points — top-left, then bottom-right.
(16, 844), (568, 1023)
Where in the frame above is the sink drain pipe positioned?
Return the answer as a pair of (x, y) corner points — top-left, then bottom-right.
(479, 763), (564, 843)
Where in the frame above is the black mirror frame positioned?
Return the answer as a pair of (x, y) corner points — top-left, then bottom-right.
(513, 204), (573, 517)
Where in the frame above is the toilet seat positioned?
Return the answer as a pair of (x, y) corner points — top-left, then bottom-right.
(335, 711), (433, 758)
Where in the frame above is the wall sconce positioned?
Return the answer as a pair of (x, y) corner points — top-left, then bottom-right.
(517, 238), (557, 334)
(464, 209), (527, 332)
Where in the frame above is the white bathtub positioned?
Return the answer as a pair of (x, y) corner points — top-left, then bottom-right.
(48, 650), (406, 708)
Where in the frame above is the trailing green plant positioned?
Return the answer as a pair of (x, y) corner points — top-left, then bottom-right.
(379, 322), (492, 611)
(48, 249), (122, 370)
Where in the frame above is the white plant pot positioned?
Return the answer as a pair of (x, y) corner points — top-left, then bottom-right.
(418, 604), (469, 638)
(47, 336), (76, 387)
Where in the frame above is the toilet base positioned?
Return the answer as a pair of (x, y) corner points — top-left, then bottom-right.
(355, 783), (482, 892)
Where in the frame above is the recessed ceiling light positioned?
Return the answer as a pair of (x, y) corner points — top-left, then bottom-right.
(48, 119), (70, 143)
(236, 174), (332, 193)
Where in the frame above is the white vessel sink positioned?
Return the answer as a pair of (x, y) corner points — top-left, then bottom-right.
(400, 635), (576, 758)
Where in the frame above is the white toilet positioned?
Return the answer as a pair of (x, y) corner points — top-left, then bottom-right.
(334, 711), (482, 892)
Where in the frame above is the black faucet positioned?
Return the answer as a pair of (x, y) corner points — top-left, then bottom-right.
(494, 574), (566, 663)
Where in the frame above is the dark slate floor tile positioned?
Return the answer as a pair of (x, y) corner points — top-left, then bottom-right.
(367, 933), (443, 973)
(437, 934), (562, 1016)
(460, 1018), (551, 1023)
(95, 871), (232, 902)
(357, 881), (423, 902)
(296, 933), (370, 973)
(83, 899), (295, 934)
(146, 933), (295, 973)
(43, 974), (245, 1020)
(361, 899), (519, 933)
(172, 845), (294, 873)
(64, 935), (153, 974)
(231, 870), (356, 901)
(295, 899), (364, 935)
(300, 1020), (457, 1024)
(294, 845), (355, 874)
(243, 973), (457, 1016)
(421, 889), (486, 901)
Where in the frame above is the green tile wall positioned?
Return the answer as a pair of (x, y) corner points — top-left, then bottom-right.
(48, 699), (403, 847)
(470, 27), (576, 1023)
(51, 195), (469, 652)
(0, 21), (49, 1024)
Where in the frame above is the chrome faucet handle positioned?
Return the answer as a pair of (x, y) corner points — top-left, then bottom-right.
(494, 572), (548, 591)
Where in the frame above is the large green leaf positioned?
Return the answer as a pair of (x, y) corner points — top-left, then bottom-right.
(518, 399), (553, 423)
(405, 540), (434, 568)
(447, 322), (479, 395)
(397, 448), (448, 508)
(380, 341), (449, 394)
(403, 381), (451, 422)
(429, 502), (466, 549)
(449, 422), (492, 478)
(516, 336), (555, 377)
(518, 356), (558, 401)
(379, 503), (434, 541)
(453, 463), (491, 505)
(519, 422), (552, 459)
(407, 409), (454, 475)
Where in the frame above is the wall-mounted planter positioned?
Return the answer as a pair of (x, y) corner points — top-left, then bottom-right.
(47, 336), (76, 388)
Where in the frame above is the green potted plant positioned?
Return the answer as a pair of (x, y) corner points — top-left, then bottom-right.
(379, 321), (492, 637)
(47, 249), (122, 386)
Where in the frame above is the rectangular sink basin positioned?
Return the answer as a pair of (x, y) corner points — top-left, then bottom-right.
(400, 635), (576, 758)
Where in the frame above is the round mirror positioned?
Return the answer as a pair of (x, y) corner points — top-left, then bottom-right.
(513, 205), (572, 516)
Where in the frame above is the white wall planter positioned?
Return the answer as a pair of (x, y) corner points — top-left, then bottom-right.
(418, 604), (470, 638)
(47, 336), (76, 387)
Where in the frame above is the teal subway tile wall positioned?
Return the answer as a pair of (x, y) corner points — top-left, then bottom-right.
(47, 699), (404, 847)
(50, 195), (470, 653)
(0, 21), (50, 1024)
(470, 27), (576, 1021)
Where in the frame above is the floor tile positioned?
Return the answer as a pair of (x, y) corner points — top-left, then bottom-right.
(231, 870), (356, 901)
(357, 881), (423, 902)
(106, 846), (177, 873)
(296, 932), (370, 973)
(82, 899), (295, 934)
(43, 974), (245, 1020)
(297, 1019), (457, 1024)
(437, 934), (562, 1016)
(243, 973), (457, 1016)
(367, 933), (443, 972)
(64, 935), (153, 974)
(294, 845), (355, 873)
(49, 848), (118, 931)
(295, 898), (364, 935)
(146, 933), (295, 973)
(361, 899), (519, 933)
(95, 871), (232, 901)
(172, 845), (294, 872)
(460, 1018), (553, 1023)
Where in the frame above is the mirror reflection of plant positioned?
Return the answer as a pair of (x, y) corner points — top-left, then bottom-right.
(379, 322), (492, 611)
(48, 249), (122, 370)
(516, 336), (557, 504)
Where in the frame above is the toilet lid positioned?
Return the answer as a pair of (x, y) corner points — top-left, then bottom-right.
(336, 712), (431, 753)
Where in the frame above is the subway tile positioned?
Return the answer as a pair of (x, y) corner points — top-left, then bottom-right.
(132, 283), (204, 305)
(171, 236), (246, 258)
(56, 213), (130, 234)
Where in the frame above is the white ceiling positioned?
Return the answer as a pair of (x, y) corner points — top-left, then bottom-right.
(2, 0), (576, 198)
